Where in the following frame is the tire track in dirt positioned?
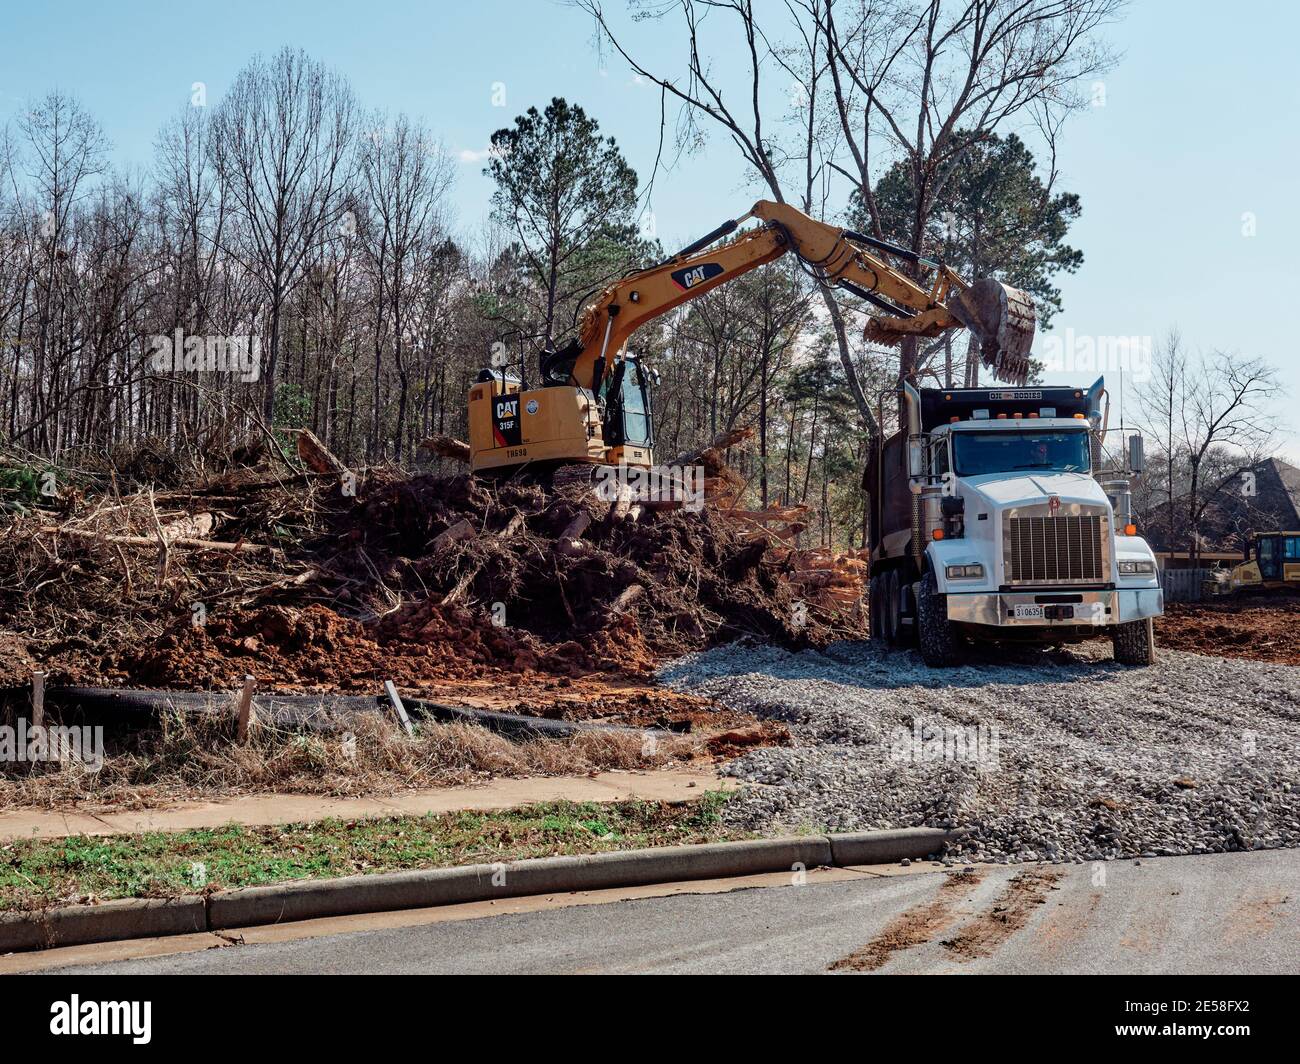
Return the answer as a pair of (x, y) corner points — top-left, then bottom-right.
(941, 868), (1063, 961)
(828, 869), (985, 972)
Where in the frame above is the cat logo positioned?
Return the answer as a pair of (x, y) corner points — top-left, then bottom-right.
(670, 262), (724, 291)
(492, 397), (522, 447)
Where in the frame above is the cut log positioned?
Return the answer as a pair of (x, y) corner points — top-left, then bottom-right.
(295, 428), (347, 477)
(608, 583), (645, 616)
(608, 483), (633, 521)
(555, 511), (592, 557)
(419, 435), (472, 463)
(431, 518), (475, 550)
(558, 512), (591, 541)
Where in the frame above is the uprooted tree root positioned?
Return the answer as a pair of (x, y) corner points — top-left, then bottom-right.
(0, 709), (700, 811)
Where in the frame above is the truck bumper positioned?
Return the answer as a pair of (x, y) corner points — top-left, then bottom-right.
(944, 588), (1164, 627)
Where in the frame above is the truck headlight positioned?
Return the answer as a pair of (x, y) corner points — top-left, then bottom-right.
(1118, 560), (1155, 575)
(945, 564), (985, 580)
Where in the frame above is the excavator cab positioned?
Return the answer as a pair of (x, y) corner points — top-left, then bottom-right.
(599, 356), (655, 464)
(1253, 532), (1300, 584)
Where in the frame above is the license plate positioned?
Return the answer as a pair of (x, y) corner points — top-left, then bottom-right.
(1013, 605), (1044, 620)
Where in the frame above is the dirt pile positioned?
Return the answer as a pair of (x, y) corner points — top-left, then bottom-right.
(1156, 592), (1300, 665)
(2, 464), (863, 691)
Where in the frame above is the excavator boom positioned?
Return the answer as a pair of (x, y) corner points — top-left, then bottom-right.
(565, 200), (1036, 391)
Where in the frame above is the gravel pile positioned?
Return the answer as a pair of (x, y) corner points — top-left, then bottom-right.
(659, 640), (1300, 863)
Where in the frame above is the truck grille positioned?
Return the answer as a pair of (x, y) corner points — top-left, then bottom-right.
(1006, 514), (1105, 584)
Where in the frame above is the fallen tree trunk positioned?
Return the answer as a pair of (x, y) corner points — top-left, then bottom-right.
(419, 435), (472, 463)
(295, 428), (347, 477)
(38, 526), (274, 553)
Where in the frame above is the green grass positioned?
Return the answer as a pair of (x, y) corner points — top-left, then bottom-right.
(0, 792), (742, 912)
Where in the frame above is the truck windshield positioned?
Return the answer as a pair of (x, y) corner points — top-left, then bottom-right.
(952, 430), (1090, 476)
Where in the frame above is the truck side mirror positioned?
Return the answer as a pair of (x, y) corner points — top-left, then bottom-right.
(1127, 435), (1145, 475)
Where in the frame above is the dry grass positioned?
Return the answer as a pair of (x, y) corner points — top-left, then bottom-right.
(0, 709), (700, 813)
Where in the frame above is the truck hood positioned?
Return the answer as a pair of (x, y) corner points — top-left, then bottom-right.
(960, 471), (1109, 510)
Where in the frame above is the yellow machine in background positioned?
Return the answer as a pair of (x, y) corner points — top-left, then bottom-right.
(1207, 531), (1300, 595)
(468, 199), (1037, 477)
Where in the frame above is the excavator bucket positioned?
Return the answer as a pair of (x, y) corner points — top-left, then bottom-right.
(947, 279), (1036, 387)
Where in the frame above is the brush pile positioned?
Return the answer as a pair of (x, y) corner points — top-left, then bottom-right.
(0, 445), (865, 692)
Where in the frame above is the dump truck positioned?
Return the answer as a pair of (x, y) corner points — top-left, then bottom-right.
(864, 379), (1163, 666)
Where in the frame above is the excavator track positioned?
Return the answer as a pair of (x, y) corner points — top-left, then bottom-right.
(549, 462), (602, 496)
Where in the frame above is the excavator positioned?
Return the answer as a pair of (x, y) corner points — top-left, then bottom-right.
(1206, 530), (1300, 596)
(467, 200), (1036, 476)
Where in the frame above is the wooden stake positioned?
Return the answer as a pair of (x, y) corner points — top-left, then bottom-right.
(384, 681), (415, 737)
(31, 672), (46, 730)
(235, 675), (257, 743)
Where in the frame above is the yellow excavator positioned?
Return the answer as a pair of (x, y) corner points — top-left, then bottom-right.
(1206, 531), (1300, 595)
(467, 200), (1036, 476)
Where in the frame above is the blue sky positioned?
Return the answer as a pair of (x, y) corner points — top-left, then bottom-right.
(3, 0), (1297, 457)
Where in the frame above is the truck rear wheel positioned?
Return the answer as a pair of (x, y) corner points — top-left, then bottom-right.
(1113, 617), (1155, 666)
(917, 570), (961, 667)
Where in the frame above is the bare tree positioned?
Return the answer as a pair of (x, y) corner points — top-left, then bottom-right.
(580, 0), (1122, 424)
(358, 113), (453, 460)
(209, 47), (356, 420)
(1136, 336), (1281, 560)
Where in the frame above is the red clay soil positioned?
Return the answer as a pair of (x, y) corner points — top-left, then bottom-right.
(1156, 593), (1300, 666)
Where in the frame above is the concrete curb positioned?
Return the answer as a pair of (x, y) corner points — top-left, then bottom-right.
(0, 897), (205, 954)
(1, 827), (965, 954)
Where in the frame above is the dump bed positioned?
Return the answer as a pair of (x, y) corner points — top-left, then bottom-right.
(863, 429), (911, 555)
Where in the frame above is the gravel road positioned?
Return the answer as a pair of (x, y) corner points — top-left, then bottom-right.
(659, 641), (1300, 863)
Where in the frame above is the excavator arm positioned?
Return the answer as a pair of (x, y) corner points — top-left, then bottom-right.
(561, 200), (1035, 391)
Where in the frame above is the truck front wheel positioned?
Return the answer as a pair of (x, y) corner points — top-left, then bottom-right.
(917, 570), (961, 667)
(1113, 617), (1155, 666)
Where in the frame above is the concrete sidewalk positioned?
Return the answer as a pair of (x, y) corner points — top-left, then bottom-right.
(0, 768), (734, 841)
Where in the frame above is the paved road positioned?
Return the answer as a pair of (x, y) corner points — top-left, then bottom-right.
(41, 849), (1300, 974)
